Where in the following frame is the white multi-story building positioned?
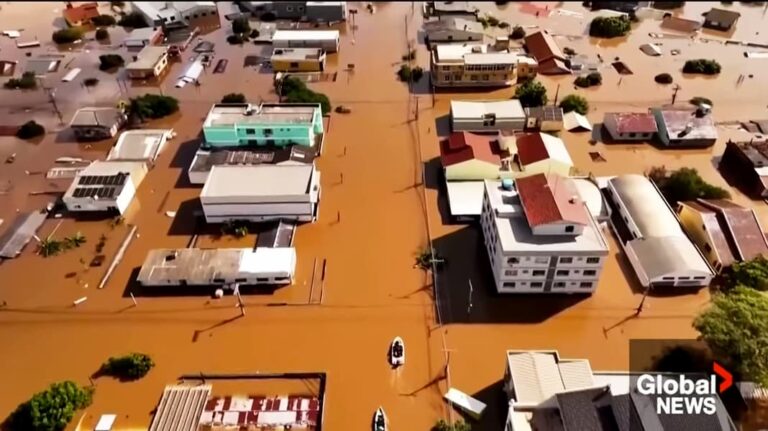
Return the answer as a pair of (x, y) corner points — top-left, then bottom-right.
(479, 173), (609, 294)
(200, 164), (320, 224)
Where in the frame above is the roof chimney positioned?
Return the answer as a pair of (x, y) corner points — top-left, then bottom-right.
(66, 2), (74, 9)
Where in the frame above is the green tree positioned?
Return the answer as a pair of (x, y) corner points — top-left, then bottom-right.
(690, 96), (713, 107)
(277, 76), (332, 114)
(559, 94), (589, 115)
(510, 26), (526, 39)
(683, 59), (721, 75)
(52, 27), (83, 44)
(694, 287), (768, 386)
(8, 381), (93, 431)
(129, 94), (179, 120)
(91, 15), (117, 26)
(514, 79), (548, 107)
(654, 73), (673, 84)
(653, 1), (685, 9)
(649, 166), (730, 204)
(117, 11), (148, 28)
(725, 256), (768, 291)
(589, 16), (631, 38)
(98, 54), (124, 71)
(232, 16), (251, 34)
(65, 232), (87, 249)
(221, 93), (246, 103)
(95, 27), (109, 41)
(432, 419), (472, 431)
(4, 71), (37, 90)
(99, 353), (154, 381)
(16, 121), (45, 140)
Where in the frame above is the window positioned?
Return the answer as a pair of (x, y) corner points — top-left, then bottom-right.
(265, 139), (275, 145)
(256, 277), (269, 282)
(298, 6), (305, 11)
(264, 128), (274, 136)
(679, 276), (690, 280)
(530, 282), (543, 288)
(556, 270), (569, 276)
(290, 62), (299, 68)
(470, 74), (478, 80)
(507, 257), (519, 264)
(554, 282), (566, 288)
(276, 277), (290, 282)
(213, 278), (225, 283)
(482, 74), (489, 81)
(586, 257), (600, 264)
(235, 278), (247, 282)
(662, 276), (675, 280)
(286, 5), (294, 11)
(504, 270), (518, 276)
(532, 270), (546, 276)
(442, 66), (450, 71)
(565, 225), (575, 233)
(503, 282), (516, 288)
(534, 256), (549, 264)
(193, 14), (198, 18)
(560, 257), (573, 264)
(583, 270), (597, 276)
(580, 282), (592, 288)
(245, 128), (255, 135)
(522, 270), (529, 274)
(694, 276), (706, 280)
(170, 16), (175, 21)
(629, 132), (636, 138)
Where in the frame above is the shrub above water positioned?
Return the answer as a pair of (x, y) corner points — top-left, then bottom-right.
(655, 73), (673, 84)
(589, 16), (631, 38)
(559, 94), (589, 115)
(510, 26), (526, 39)
(99, 353), (155, 380)
(683, 59), (721, 75)
(129, 94), (179, 119)
(7, 381), (93, 431)
(221, 93), (246, 103)
(52, 27), (83, 44)
(16, 121), (45, 139)
(515, 79), (548, 107)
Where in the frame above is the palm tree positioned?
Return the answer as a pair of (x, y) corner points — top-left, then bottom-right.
(39, 238), (63, 257)
(67, 232), (87, 248)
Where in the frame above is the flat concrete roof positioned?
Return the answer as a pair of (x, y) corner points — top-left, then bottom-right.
(70, 107), (123, 127)
(451, 100), (526, 120)
(137, 248), (296, 285)
(108, 129), (171, 161)
(201, 165), (314, 198)
(204, 103), (318, 127)
(272, 30), (339, 41)
(446, 181), (484, 216)
(126, 46), (167, 70)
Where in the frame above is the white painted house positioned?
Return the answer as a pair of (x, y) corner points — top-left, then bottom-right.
(450, 100), (526, 132)
(200, 165), (320, 223)
(63, 161), (147, 214)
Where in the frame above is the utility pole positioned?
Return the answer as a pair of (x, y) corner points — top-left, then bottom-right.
(553, 83), (561, 106)
(39, 78), (63, 125)
(467, 279), (473, 316)
(635, 286), (651, 316)
(671, 84), (681, 105)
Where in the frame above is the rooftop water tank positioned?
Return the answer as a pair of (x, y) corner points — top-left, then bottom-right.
(501, 178), (514, 191)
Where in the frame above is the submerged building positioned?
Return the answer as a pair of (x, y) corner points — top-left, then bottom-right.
(430, 43), (532, 88)
(202, 103), (324, 148)
(62, 161), (147, 215)
(200, 164), (320, 223)
(137, 247), (296, 286)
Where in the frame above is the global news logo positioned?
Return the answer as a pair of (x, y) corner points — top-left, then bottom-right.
(635, 362), (733, 415)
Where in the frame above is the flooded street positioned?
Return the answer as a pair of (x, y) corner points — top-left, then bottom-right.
(1, 1), (768, 429)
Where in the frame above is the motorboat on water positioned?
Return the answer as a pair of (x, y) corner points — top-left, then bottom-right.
(373, 406), (387, 431)
(390, 336), (405, 367)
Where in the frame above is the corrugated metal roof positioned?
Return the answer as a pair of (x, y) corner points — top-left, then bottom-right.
(149, 385), (212, 431)
(0, 211), (47, 259)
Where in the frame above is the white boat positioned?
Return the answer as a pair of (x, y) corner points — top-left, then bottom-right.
(389, 336), (405, 367)
(373, 407), (387, 431)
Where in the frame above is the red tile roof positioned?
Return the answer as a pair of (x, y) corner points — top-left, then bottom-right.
(516, 133), (549, 165)
(440, 132), (504, 167)
(523, 30), (566, 63)
(606, 112), (658, 134)
(699, 199), (768, 261)
(63, 2), (99, 25)
(516, 174), (589, 228)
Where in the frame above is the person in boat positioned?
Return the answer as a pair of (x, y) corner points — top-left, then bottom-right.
(393, 341), (403, 357)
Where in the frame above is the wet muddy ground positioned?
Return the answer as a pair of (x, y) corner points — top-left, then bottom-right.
(1, 2), (767, 430)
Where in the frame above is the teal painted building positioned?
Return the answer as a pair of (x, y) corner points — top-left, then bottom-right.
(202, 103), (323, 148)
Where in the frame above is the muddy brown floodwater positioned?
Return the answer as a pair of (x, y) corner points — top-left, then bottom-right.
(1, 1), (768, 430)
